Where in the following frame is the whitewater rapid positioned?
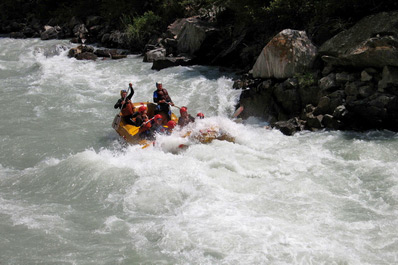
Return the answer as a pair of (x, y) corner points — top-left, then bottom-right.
(0, 38), (397, 265)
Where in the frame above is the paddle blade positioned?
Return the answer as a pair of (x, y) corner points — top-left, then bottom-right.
(232, 106), (244, 118)
(112, 114), (121, 130)
(127, 126), (141, 136)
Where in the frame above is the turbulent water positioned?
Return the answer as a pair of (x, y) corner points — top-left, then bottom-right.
(1, 38), (397, 265)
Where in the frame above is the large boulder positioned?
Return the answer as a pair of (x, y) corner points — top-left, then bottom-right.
(251, 29), (317, 79)
(319, 11), (398, 68)
(176, 17), (218, 55)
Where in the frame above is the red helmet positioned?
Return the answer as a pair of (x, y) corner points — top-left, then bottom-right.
(154, 114), (163, 120)
(196, 112), (204, 119)
(138, 105), (147, 113)
(166, 120), (176, 129)
(180, 106), (187, 114)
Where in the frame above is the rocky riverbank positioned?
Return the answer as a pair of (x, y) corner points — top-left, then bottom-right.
(234, 11), (398, 135)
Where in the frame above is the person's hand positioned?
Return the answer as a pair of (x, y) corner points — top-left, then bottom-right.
(170, 102), (175, 106)
(121, 101), (125, 105)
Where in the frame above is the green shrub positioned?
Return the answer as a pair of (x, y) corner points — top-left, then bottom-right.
(295, 72), (316, 88)
(125, 11), (161, 47)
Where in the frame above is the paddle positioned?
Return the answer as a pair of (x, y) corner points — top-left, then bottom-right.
(232, 106), (244, 118)
(127, 117), (155, 136)
(112, 87), (130, 130)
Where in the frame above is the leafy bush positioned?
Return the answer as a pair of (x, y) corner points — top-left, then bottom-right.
(295, 72), (316, 88)
(125, 11), (161, 47)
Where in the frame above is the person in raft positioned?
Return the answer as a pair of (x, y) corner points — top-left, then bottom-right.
(153, 82), (174, 121)
(178, 106), (195, 128)
(165, 120), (176, 135)
(131, 105), (152, 138)
(131, 105), (150, 127)
(150, 114), (166, 134)
(114, 83), (135, 125)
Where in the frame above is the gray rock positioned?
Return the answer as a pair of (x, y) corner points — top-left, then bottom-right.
(319, 11), (398, 68)
(252, 29), (317, 79)
(10, 32), (25, 39)
(144, 48), (167, 62)
(333, 105), (348, 119)
(378, 66), (398, 92)
(41, 25), (63, 40)
(322, 114), (340, 129)
(361, 70), (373, 82)
(176, 17), (216, 55)
(151, 56), (192, 70)
(299, 85), (321, 106)
(305, 113), (323, 129)
(336, 72), (355, 84)
(345, 81), (360, 96)
(314, 96), (330, 115)
(274, 83), (301, 114)
(273, 118), (302, 135)
(358, 85), (375, 98)
(75, 52), (97, 61)
(319, 73), (338, 91)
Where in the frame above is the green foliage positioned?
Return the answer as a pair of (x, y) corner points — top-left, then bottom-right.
(295, 72), (316, 88)
(125, 11), (161, 47)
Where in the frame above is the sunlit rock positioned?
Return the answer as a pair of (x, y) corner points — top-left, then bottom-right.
(252, 29), (317, 79)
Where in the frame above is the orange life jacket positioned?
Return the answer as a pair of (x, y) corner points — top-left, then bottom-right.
(121, 102), (135, 116)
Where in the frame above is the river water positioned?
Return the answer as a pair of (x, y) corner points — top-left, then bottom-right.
(0, 38), (397, 265)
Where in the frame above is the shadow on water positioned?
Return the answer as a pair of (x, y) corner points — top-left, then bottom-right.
(340, 130), (398, 141)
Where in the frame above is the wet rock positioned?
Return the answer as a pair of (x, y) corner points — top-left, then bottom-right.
(10, 32), (25, 39)
(151, 56), (192, 70)
(144, 48), (167, 62)
(94, 48), (128, 59)
(273, 118), (303, 136)
(333, 105), (348, 120)
(75, 52), (97, 61)
(322, 114), (341, 130)
(41, 25), (63, 40)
